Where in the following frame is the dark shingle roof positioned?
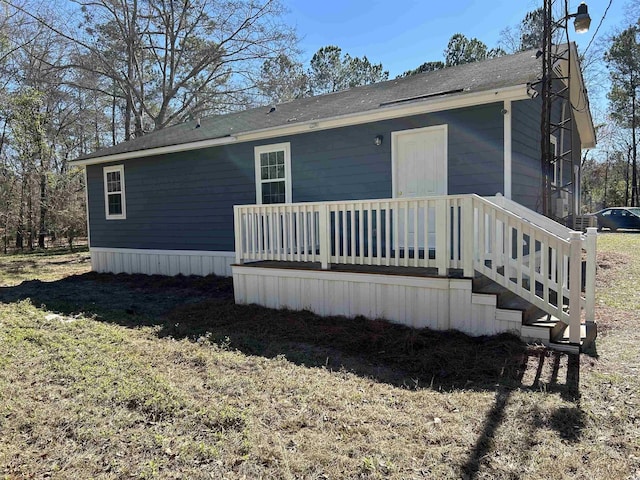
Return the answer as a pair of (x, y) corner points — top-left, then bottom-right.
(79, 49), (542, 161)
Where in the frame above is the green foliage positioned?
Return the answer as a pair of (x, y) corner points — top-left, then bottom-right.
(498, 8), (559, 53)
(259, 45), (390, 101)
(8, 88), (50, 165)
(605, 26), (640, 206)
(308, 45), (389, 95)
(398, 61), (444, 78)
(582, 152), (632, 211)
(400, 33), (504, 78)
(444, 33), (503, 67)
(47, 168), (88, 249)
(258, 54), (309, 104)
(519, 8), (545, 52)
(605, 26), (640, 129)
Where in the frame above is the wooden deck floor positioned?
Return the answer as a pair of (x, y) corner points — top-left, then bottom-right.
(236, 260), (467, 279)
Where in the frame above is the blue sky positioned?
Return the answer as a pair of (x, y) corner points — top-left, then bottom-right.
(284, 0), (627, 78)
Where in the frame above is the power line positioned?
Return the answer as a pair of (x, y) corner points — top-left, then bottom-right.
(583, 0), (614, 55)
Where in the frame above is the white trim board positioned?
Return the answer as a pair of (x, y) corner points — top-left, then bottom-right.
(503, 100), (512, 199)
(72, 85), (530, 167)
(254, 142), (292, 204)
(73, 136), (237, 167)
(555, 43), (596, 149)
(83, 167), (91, 247)
(90, 247), (235, 277)
(103, 164), (127, 220)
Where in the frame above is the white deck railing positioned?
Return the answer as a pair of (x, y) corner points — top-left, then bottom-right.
(234, 194), (597, 345)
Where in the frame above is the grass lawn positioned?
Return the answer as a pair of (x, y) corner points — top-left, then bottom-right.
(0, 235), (638, 479)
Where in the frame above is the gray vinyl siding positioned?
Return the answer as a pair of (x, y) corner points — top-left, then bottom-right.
(292, 103), (504, 201)
(87, 145), (256, 251)
(511, 92), (582, 215)
(511, 97), (543, 212)
(87, 103), (504, 252)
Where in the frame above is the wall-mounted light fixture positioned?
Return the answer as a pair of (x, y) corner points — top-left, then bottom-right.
(374, 135), (383, 146)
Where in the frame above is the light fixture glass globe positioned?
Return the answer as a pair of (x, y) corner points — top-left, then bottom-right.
(574, 2), (591, 34)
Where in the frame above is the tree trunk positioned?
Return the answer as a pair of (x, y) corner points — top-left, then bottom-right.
(632, 76), (638, 207)
(27, 187), (33, 251)
(112, 88), (117, 146)
(15, 181), (25, 250)
(625, 147), (631, 206)
(604, 155), (609, 207)
(38, 171), (46, 249)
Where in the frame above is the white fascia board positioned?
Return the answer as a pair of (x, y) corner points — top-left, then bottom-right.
(237, 85), (530, 142)
(72, 135), (238, 167)
(73, 85), (529, 167)
(556, 43), (596, 149)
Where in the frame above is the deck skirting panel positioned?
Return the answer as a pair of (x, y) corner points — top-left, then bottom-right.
(232, 265), (522, 337)
(90, 247), (234, 277)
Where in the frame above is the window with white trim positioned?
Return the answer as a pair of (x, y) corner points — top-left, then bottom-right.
(104, 165), (127, 219)
(255, 142), (292, 204)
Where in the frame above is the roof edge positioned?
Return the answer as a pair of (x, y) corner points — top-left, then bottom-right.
(72, 135), (238, 167)
(556, 43), (596, 149)
(570, 42), (597, 149)
(72, 84), (529, 167)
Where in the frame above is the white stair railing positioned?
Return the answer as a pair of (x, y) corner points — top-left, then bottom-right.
(234, 195), (596, 345)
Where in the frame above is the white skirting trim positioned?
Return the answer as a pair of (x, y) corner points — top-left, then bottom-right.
(90, 247), (235, 277)
(232, 266), (522, 338)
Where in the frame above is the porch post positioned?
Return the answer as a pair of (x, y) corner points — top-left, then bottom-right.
(569, 231), (582, 345)
(318, 204), (331, 270)
(585, 227), (597, 324)
(462, 196), (474, 278)
(233, 206), (244, 265)
(436, 198), (448, 276)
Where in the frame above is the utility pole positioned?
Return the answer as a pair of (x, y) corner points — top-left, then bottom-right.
(539, 1), (590, 225)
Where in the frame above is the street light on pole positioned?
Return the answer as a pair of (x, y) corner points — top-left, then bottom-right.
(539, 0), (590, 223)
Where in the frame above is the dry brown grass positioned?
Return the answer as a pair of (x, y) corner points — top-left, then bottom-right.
(0, 247), (90, 286)
(0, 238), (638, 479)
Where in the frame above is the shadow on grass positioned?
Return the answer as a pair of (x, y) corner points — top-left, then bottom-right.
(0, 272), (582, 393)
(460, 350), (582, 479)
(0, 270), (583, 468)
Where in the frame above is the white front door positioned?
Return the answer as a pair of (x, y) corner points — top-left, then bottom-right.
(392, 125), (448, 250)
(393, 125), (447, 198)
